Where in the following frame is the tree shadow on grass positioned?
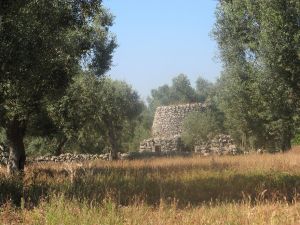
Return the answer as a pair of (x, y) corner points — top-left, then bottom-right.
(1, 163), (300, 208)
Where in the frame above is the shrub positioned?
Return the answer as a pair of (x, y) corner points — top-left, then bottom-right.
(182, 111), (221, 147)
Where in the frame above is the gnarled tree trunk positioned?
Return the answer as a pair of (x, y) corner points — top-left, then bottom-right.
(108, 127), (118, 160)
(54, 137), (67, 156)
(6, 119), (26, 175)
(109, 140), (118, 160)
(281, 137), (292, 152)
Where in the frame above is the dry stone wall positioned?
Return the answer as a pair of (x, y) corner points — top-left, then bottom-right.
(194, 134), (241, 156)
(139, 136), (183, 152)
(0, 152), (110, 165)
(152, 103), (206, 138)
(0, 143), (133, 165)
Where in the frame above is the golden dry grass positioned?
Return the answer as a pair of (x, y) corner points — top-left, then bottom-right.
(21, 149), (300, 178)
(1, 146), (300, 177)
(1, 147), (300, 224)
(1, 196), (300, 225)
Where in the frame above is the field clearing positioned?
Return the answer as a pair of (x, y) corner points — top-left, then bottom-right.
(1, 147), (300, 224)
(1, 197), (300, 225)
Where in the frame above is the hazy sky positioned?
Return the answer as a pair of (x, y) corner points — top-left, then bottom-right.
(102, 0), (222, 99)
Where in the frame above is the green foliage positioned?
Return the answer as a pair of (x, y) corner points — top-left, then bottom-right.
(148, 74), (215, 115)
(124, 108), (152, 151)
(257, 0), (300, 99)
(49, 74), (143, 155)
(292, 129), (300, 145)
(195, 77), (214, 102)
(97, 78), (143, 156)
(21, 73), (144, 156)
(25, 137), (55, 157)
(213, 0), (299, 151)
(182, 110), (222, 147)
(0, 0), (116, 162)
(0, 0), (114, 122)
(169, 74), (198, 103)
(116, 104), (153, 152)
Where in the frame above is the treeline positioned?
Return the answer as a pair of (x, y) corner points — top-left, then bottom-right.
(213, 0), (300, 151)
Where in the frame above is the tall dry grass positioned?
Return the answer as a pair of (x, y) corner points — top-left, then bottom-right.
(1, 151), (300, 205)
(23, 150), (300, 174)
(1, 149), (300, 224)
(1, 195), (300, 225)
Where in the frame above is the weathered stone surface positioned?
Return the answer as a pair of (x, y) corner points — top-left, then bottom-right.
(194, 134), (242, 156)
(140, 136), (184, 152)
(152, 103), (206, 138)
(33, 153), (110, 163)
(0, 150), (123, 166)
(140, 103), (206, 152)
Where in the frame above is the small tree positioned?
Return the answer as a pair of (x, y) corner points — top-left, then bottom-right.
(147, 74), (198, 115)
(182, 111), (222, 148)
(195, 77), (214, 102)
(50, 76), (143, 159)
(99, 79), (143, 159)
(170, 74), (197, 104)
(124, 107), (152, 151)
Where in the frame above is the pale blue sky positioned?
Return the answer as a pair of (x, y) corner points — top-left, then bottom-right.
(102, 0), (222, 99)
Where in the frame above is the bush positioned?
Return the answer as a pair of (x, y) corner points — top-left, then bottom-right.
(182, 111), (222, 147)
(292, 131), (300, 145)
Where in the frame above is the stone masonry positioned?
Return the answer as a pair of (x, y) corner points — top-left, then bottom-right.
(140, 103), (206, 152)
(194, 134), (241, 156)
(152, 103), (206, 138)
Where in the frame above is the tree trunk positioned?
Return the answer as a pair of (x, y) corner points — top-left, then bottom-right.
(6, 119), (26, 175)
(278, 128), (292, 152)
(109, 141), (118, 160)
(108, 129), (118, 160)
(54, 137), (67, 156)
(281, 137), (291, 152)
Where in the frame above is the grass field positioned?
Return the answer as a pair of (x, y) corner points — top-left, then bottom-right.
(1, 147), (300, 224)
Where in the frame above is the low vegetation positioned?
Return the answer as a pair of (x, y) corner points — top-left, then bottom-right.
(1, 148), (300, 224)
(2, 196), (300, 225)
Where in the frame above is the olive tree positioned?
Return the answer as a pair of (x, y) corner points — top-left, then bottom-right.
(213, 0), (299, 151)
(0, 0), (116, 174)
(182, 110), (223, 148)
(50, 75), (143, 159)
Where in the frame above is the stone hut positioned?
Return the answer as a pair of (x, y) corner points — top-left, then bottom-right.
(140, 103), (206, 152)
(139, 103), (240, 155)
